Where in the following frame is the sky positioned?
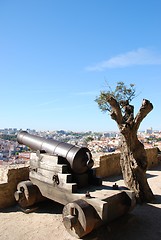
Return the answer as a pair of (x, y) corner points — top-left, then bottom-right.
(0, 0), (161, 132)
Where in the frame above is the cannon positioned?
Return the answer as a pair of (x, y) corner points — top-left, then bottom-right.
(15, 131), (136, 238)
(17, 131), (94, 174)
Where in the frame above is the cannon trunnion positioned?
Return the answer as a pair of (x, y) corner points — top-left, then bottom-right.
(15, 131), (136, 238)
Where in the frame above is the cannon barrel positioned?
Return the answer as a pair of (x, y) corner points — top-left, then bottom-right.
(17, 131), (94, 174)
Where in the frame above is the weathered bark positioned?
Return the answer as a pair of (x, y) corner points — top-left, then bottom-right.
(120, 133), (154, 202)
(108, 97), (155, 203)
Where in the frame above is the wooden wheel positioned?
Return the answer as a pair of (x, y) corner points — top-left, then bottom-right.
(14, 180), (45, 209)
(62, 199), (98, 238)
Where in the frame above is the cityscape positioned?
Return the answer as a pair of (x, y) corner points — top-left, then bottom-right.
(0, 127), (161, 166)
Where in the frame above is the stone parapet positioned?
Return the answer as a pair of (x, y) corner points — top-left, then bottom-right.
(96, 147), (159, 178)
(0, 165), (29, 208)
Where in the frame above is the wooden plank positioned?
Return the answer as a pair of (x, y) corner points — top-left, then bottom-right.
(36, 168), (73, 183)
(30, 177), (77, 205)
(29, 170), (77, 193)
(30, 153), (68, 173)
(31, 162), (68, 173)
(30, 153), (59, 165)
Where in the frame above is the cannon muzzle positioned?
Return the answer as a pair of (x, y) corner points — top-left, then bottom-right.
(17, 131), (94, 174)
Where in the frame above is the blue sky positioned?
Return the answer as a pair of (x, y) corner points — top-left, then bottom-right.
(0, 0), (161, 132)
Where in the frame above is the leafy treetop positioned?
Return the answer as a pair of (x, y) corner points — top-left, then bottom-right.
(95, 81), (136, 113)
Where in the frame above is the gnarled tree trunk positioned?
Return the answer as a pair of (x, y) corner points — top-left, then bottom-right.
(120, 132), (154, 202)
(108, 97), (155, 203)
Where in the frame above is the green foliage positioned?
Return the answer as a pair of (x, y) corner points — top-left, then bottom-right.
(95, 81), (136, 112)
(0, 134), (17, 141)
(85, 136), (94, 142)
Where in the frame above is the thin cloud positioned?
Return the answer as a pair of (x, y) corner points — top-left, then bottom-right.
(86, 48), (161, 71)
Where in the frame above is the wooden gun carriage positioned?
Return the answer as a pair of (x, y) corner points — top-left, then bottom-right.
(15, 131), (136, 238)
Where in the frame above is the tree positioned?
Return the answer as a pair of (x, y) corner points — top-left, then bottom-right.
(95, 82), (155, 203)
(86, 136), (94, 142)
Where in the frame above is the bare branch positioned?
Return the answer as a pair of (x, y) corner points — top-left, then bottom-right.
(134, 99), (153, 131)
(107, 96), (123, 125)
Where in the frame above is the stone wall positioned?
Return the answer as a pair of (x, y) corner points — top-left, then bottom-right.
(96, 147), (159, 178)
(0, 165), (29, 209)
(95, 152), (121, 178)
